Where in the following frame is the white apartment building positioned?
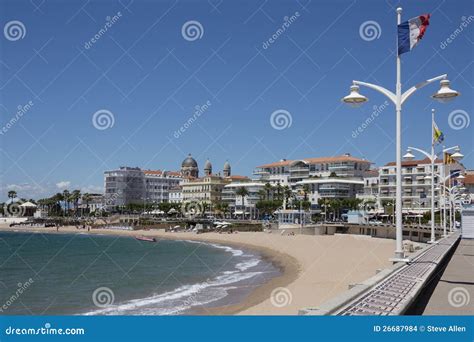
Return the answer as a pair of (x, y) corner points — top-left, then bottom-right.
(144, 170), (182, 204)
(378, 157), (465, 213)
(357, 170), (380, 205)
(254, 154), (372, 209)
(222, 181), (265, 218)
(104, 167), (182, 209)
(169, 186), (182, 203)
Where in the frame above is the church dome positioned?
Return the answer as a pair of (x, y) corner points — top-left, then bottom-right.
(182, 154), (198, 168)
(204, 159), (212, 170)
(223, 161), (231, 170)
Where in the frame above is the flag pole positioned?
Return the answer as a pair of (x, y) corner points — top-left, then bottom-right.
(429, 108), (436, 243)
(442, 146), (447, 237)
(394, 7), (404, 259)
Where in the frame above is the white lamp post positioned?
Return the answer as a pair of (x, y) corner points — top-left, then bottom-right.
(440, 184), (463, 232)
(404, 141), (462, 242)
(435, 170), (464, 237)
(342, 8), (460, 261)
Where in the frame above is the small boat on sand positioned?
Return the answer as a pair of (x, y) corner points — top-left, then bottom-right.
(135, 236), (156, 242)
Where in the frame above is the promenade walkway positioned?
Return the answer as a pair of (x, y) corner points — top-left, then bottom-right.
(422, 238), (474, 315)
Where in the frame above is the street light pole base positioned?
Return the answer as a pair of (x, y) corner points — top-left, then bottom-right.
(390, 257), (410, 263)
(390, 251), (410, 263)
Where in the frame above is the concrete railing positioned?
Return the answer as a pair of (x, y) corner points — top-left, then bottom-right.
(299, 231), (461, 315)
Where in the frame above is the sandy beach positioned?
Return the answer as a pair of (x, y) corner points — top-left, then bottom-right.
(0, 224), (399, 315)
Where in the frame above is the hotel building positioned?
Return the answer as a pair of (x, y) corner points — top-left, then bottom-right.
(253, 154), (372, 208)
(222, 181), (264, 218)
(179, 155), (232, 204)
(356, 170), (380, 205)
(144, 170), (182, 203)
(104, 167), (182, 209)
(378, 157), (465, 213)
(179, 155), (254, 210)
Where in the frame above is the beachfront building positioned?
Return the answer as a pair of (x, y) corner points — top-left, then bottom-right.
(104, 167), (182, 209)
(169, 186), (182, 203)
(222, 181), (265, 218)
(378, 157), (465, 214)
(254, 154), (372, 209)
(179, 156), (253, 213)
(463, 171), (474, 204)
(356, 170), (380, 208)
(104, 167), (145, 209)
(181, 175), (231, 204)
(78, 193), (104, 214)
(254, 153), (371, 186)
(144, 170), (182, 204)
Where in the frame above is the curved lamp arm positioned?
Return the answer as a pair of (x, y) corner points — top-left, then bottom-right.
(353, 80), (397, 105)
(401, 74), (448, 105)
(433, 145), (460, 159)
(439, 170), (463, 183)
(408, 146), (433, 160)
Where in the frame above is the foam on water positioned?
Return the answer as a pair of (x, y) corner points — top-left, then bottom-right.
(84, 240), (263, 315)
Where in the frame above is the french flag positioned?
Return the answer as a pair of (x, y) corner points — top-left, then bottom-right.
(397, 14), (431, 55)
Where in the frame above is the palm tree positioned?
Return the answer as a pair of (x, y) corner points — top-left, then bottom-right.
(283, 185), (292, 209)
(264, 183), (272, 200)
(275, 182), (282, 201)
(236, 187), (249, 219)
(82, 193), (92, 215)
(71, 190), (81, 215)
(7, 190), (17, 203)
(257, 189), (266, 201)
(62, 190), (70, 216)
(301, 184), (310, 202)
(54, 192), (64, 216)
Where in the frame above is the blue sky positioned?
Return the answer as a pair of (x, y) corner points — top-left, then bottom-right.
(0, 0), (472, 201)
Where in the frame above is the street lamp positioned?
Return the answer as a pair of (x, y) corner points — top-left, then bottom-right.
(342, 8), (460, 261)
(438, 179), (464, 233)
(431, 80), (461, 103)
(342, 85), (368, 107)
(405, 139), (462, 243)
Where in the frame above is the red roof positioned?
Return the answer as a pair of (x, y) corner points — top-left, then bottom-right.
(384, 157), (443, 167)
(464, 172), (474, 185)
(226, 175), (249, 180)
(143, 170), (181, 177)
(256, 155), (371, 168)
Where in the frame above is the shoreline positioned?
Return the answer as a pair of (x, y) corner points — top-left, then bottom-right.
(0, 225), (397, 315)
(0, 225), (300, 315)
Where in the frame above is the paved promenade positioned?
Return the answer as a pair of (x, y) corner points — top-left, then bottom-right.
(422, 238), (474, 315)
